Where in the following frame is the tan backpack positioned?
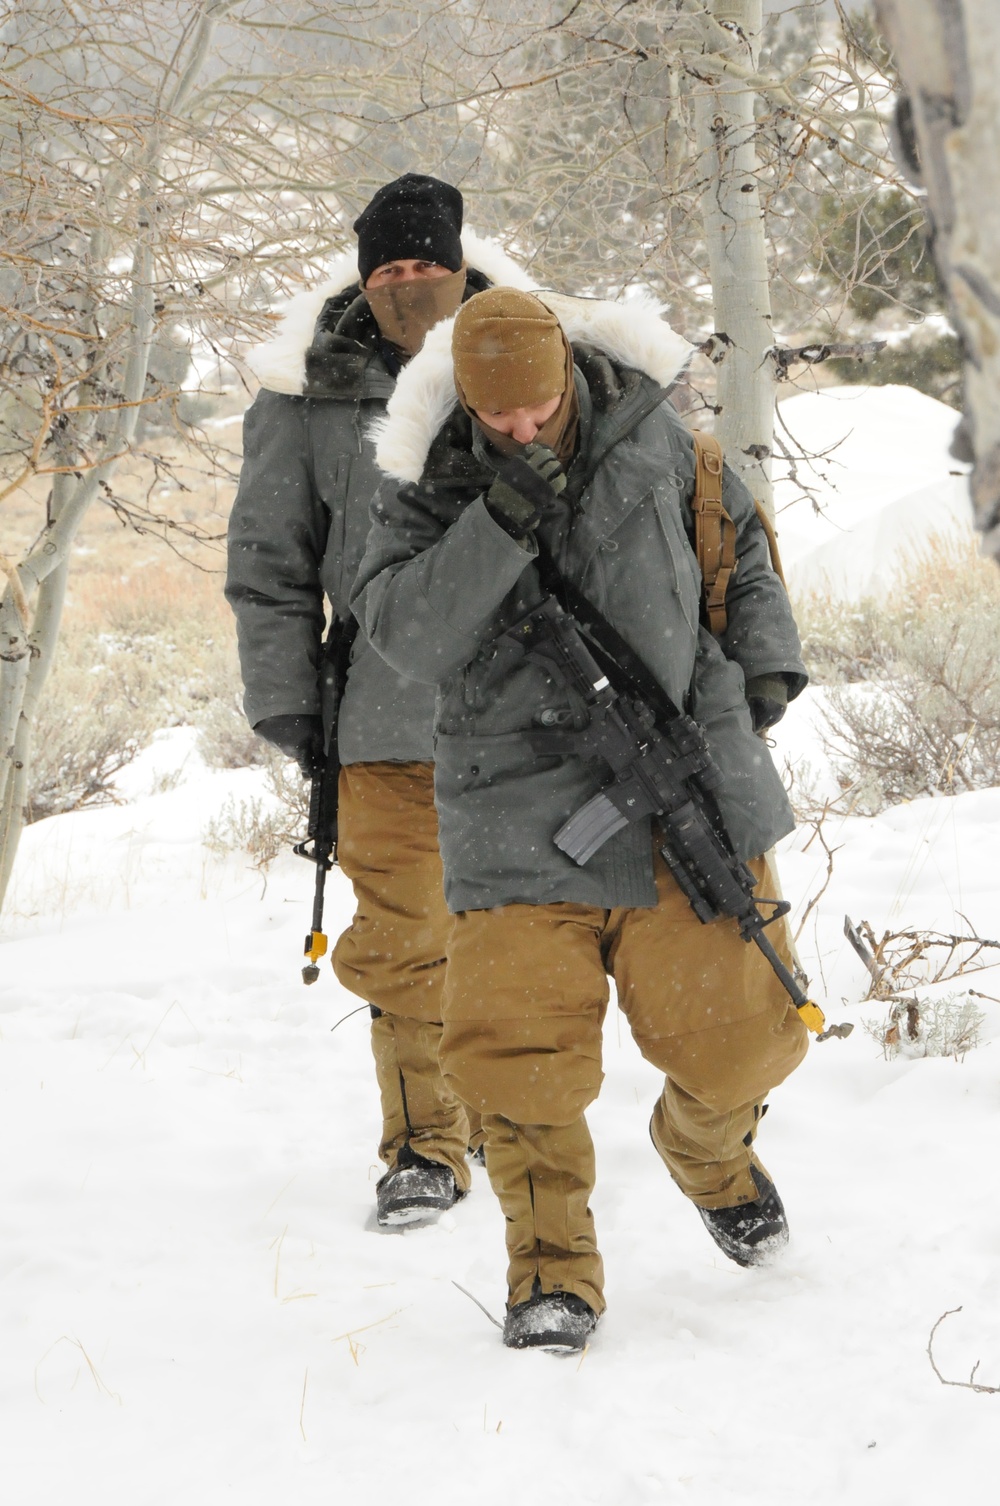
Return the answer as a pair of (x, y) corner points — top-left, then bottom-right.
(690, 430), (786, 636)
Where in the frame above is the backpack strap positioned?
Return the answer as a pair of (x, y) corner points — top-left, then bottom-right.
(690, 430), (737, 636)
(751, 497), (787, 587)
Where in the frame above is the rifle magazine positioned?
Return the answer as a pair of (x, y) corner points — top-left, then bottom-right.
(553, 793), (630, 865)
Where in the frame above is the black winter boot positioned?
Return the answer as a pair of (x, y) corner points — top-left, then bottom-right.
(697, 1164), (789, 1267)
(376, 1144), (462, 1227)
(503, 1283), (599, 1353)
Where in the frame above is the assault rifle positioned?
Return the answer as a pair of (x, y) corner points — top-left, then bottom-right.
(514, 596), (852, 1041)
(294, 618), (358, 985)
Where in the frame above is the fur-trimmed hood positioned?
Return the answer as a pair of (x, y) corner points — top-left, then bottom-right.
(371, 290), (694, 484)
(246, 231), (538, 396)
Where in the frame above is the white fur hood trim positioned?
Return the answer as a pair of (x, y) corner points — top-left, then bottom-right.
(246, 231), (538, 395)
(372, 290), (695, 484)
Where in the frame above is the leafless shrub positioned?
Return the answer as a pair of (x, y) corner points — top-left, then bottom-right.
(203, 795), (288, 871)
(24, 557), (261, 813)
(792, 803), (843, 941)
(779, 749), (856, 823)
(26, 632), (162, 822)
(928, 1308), (1000, 1395)
(846, 912), (993, 1059)
(150, 765), (184, 796)
(794, 539), (1000, 813)
(793, 596), (888, 686)
(202, 752), (310, 869)
(196, 695), (266, 771)
(264, 755), (311, 835)
(845, 914), (1000, 999)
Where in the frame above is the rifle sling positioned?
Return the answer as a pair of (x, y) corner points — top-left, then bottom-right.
(690, 430), (736, 636)
(532, 539), (689, 734)
(325, 615), (360, 702)
(562, 387), (745, 642)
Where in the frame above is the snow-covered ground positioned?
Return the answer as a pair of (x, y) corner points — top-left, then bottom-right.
(3, 387), (998, 1505)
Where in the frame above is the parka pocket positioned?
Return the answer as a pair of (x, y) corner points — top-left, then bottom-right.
(432, 727), (607, 896)
(433, 728), (605, 861)
(646, 481), (702, 635)
(687, 631), (794, 861)
(447, 632), (576, 736)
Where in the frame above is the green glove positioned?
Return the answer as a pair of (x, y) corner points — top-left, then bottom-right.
(745, 674), (789, 733)
(486, 442), (567, 540)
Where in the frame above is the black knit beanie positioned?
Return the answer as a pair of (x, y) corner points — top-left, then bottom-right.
(353, 174), (464, 286)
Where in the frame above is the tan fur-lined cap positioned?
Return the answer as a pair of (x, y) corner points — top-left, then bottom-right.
(452, 287), (566, 411)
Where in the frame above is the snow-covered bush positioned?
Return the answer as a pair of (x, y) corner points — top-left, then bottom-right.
(794, 539), (1000, 812)
(865, 991), (986, 1061)
(202, 754), (310, 869)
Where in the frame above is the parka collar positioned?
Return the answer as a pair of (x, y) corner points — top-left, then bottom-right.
(301, 293), (395, 401)
(245, 230), (538, 398)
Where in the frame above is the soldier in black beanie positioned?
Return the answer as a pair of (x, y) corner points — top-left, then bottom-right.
(227, 175), (532, 1229)
(351, 175), (468, 364)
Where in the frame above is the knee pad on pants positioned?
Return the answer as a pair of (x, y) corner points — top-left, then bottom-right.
(441, 1014), (603, 1127)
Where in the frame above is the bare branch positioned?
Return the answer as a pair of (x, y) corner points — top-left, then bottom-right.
(928, 1309), (1000, 1395)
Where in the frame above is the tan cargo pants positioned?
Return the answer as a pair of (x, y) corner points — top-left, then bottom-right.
(441, 846), (810, 1312)
(332, 760), (479, 1190)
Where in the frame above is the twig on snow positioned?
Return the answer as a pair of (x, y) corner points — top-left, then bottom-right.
(452, 1280), (503, 1330)
(927, 1308), (1000, 1394)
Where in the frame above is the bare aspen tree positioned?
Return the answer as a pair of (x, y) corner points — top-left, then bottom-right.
(1, 1), (241, 904)
(440, 4), (899, 497)
(691, 1), (776, 508)
(874, 0), (1000, 558)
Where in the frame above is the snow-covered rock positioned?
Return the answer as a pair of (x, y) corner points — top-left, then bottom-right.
(773, 385), (974, 600)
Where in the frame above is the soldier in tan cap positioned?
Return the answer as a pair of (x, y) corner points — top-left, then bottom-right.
(356, 285), (810, 1350)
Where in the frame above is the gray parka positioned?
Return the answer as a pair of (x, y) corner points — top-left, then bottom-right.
(354, 294), (807, 911)
(225, 236), (535, 764)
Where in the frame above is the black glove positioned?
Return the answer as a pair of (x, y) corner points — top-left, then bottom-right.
(485, 442), (566, 540)
(254, 713), (324, 777)
(745, 675), (789, 734)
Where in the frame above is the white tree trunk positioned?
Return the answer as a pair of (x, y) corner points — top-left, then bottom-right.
(0, 560), (68, 902)
(692, 0), (775, 513)
(0, 262), (154, 907)
(875, 0), (1000, 556)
